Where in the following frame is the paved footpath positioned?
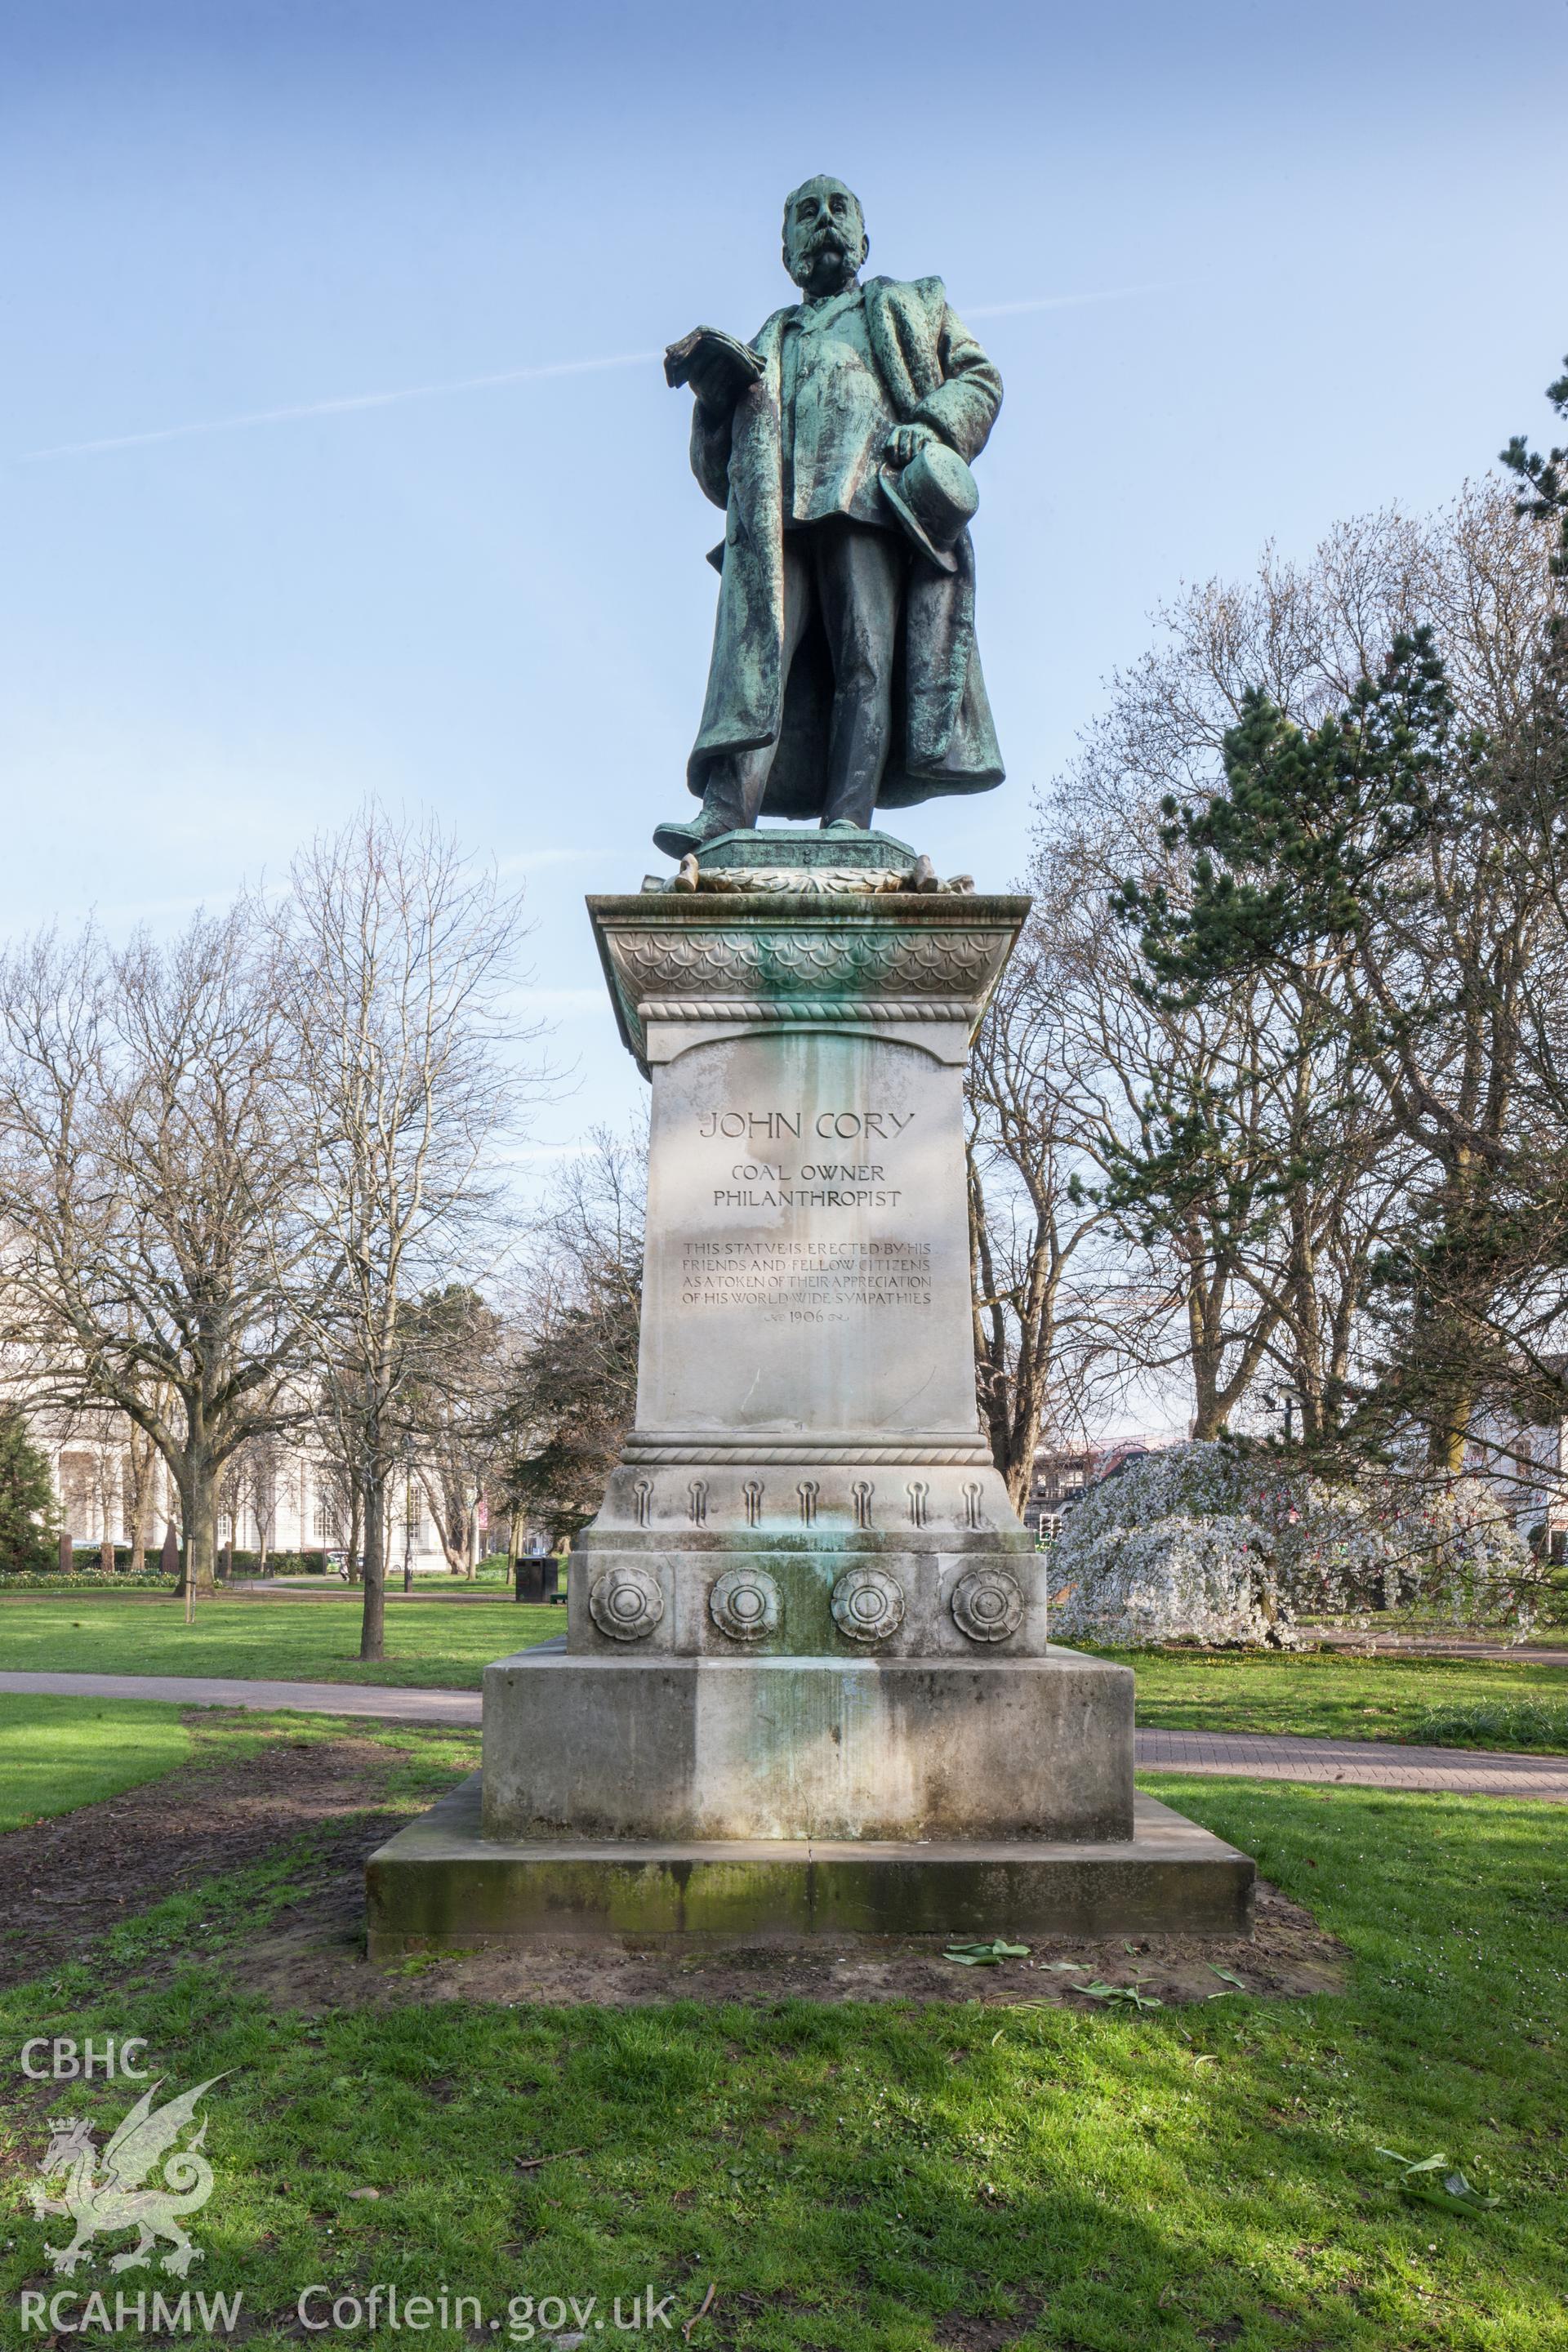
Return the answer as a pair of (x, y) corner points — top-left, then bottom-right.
(0, 1670), (482, 1726)
(4, 1671), (1566, 1798)
(1136, 1725), (1568, 1800)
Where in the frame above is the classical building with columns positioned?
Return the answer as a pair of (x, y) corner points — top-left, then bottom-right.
(32, 1401), (461, 1572)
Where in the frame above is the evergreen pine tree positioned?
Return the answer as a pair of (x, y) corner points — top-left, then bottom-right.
(1111, 356), (1568, 1463)
(0, 1410), (58, 1573)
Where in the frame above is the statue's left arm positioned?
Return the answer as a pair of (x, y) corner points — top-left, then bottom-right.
(910, 299), (1002, 465)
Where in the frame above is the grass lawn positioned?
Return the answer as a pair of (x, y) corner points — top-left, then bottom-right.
(0, 1595), (559, 1689)
(0, 1694), (193, 1832)
(1110, 1647), (1568, 1752)
(4, 1599), (1568, 1753)
(0, 1756), (1563, 2350)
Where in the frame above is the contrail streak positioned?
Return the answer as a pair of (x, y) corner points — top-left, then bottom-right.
(13, 283), (1163, 465)
(964, 280), (1167, 319)
(14, 349), (663, 463)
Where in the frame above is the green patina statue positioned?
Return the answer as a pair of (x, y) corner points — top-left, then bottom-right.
(654, 176), (1004, 861)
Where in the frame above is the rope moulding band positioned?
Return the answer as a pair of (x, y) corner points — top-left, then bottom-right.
(635, 999), (978, 1021)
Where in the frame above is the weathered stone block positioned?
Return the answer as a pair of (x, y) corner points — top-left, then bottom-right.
(367, 1777), (1255, 1956)
(480, 1644), (1134, 1842)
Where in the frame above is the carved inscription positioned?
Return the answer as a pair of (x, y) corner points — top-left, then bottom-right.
(698, 1109), (915, 1140)
(681, 1098), (931, 1321)
(680, 1240), (933, 1320)
(699, 1104), (913, 1208)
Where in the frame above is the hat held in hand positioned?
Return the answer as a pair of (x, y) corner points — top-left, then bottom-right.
(878, 439), (979, 573)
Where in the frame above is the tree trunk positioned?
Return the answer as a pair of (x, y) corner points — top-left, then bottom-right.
(1428, 1396), (1471, 1476)
(174, 1463), (219, 1595)
(123, 1422), (159, 1572)
(348, 1483), (364, 1587)
(359, 1459), (387, 1661)
(128, 1463), (150, 1574)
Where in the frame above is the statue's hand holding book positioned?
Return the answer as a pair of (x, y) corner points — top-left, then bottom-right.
(664, 326), (765, 413)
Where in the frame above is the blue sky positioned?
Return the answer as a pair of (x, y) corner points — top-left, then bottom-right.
(4, 0), (1566, 1158)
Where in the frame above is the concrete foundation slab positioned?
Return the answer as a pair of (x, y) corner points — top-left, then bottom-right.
(365, 1775), (1254, 1958)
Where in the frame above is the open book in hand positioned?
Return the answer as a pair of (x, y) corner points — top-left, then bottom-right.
(663, 325), (766, 399)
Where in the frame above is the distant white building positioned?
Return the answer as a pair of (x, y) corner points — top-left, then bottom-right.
(1467, 1396), (1568, 1561)
(34, 1401), (457, 1572)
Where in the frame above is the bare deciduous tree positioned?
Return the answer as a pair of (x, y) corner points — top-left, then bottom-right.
(267, 807), (539, 1660)
(0, 909), (313, 1589)
(399, 1285), (506, 1577)
(966, 934), (1112, 1507)
(497, 1120), (645, 1543)
(1018, 479), (1558, 1454)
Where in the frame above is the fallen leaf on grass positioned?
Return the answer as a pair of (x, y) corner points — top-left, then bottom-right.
(1374, 2147), (1500, 2212)
(1078, 1977), (1164, 2010)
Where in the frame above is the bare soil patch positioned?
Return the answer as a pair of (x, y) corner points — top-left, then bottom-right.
(2, 1722), (1346, 2007)
(0, 1726), (402, 1989)
(236, 1869), (1345, 2013)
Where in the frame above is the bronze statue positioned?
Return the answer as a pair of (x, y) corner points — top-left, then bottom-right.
(655, 176), (1004, 860)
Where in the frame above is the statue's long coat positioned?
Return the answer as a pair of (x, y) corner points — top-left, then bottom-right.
(686, 275), (1004, 814)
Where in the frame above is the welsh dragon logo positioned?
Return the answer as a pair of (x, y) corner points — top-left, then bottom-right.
(28, 2076), (225, 2277)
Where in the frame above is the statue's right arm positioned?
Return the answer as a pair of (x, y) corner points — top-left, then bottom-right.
(690, 399), (735, 510)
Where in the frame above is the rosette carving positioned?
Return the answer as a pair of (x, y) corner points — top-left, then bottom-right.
(830, 1564), (906, 1644)
(588, 1564), (665, 1642)
(950, 1566), (1025, 1643)
(708, 1566), (782, 1644)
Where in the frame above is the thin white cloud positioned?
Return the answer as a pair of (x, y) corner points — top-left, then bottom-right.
(13, 349), (662, 465)
(11, 284), (1165, 466)
(964, 282), (1169, 320)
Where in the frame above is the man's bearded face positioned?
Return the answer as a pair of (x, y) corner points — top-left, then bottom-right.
(782, 179), (867, 292)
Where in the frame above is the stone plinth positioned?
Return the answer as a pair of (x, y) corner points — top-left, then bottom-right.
(575, 856), (1038, 1699)
(368, 830), (1254, 1949)
(367, 1780), (1255, 1957)
(481, 1646), (1133, 1842)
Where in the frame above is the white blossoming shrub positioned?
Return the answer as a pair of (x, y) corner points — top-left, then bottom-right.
(1047, 1442), (1538, 1647)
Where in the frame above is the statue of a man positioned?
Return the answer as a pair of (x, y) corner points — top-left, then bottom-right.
(654, 176), (1004, 859)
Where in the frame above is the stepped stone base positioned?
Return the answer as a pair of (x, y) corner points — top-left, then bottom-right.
(365, 1777), (1254, 1957)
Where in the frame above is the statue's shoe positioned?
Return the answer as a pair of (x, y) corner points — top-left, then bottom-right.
(652, 812), (737, 861)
